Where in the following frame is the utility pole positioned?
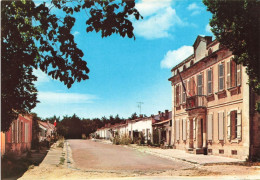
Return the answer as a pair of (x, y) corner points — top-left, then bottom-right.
(137, 102), (144, 115)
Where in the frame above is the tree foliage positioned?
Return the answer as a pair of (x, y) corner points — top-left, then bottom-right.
(1, 0), (141, 131)
(203, 0), (260, 110)
(56, 114), (126, 138)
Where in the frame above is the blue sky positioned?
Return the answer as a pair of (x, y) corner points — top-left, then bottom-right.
(32, 0), (213, 119)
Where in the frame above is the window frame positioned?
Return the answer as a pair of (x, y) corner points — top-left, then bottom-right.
(207, 68), (213, 95)
(197, 74), (203, 95)
(218, 63), (225, 91)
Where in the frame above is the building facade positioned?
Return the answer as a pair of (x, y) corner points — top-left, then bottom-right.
(169, 36), (260, 160)
(38, 121), (56, 142)
(4, 114), (33, 155)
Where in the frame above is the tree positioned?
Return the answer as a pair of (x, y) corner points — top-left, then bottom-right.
(58, 114), (82, 139)
(1, 0), (142, 131)
(203, 0), (260, 112)
(31, 113), (41, 149)
(129, 112), (138, 120)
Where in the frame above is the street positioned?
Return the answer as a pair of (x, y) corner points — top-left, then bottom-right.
(68, 139), (193, 171)
(19, 139), (260, 179)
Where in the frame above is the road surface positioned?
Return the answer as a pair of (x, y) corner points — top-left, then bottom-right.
(68, 139), (192, 171)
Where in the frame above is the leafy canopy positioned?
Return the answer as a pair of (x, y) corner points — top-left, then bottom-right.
(1, 0), (141, 131)
(203, 0), (260, 111)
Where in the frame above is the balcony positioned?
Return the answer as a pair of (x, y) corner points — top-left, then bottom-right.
(186, 95), (207, 111)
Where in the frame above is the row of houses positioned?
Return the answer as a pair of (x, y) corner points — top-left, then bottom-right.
(95, 110), (172, 146)
(1, 115), (56, 156)
(95, 35), (260, 161)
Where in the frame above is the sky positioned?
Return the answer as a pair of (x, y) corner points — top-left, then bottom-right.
(32, 0), (214, 119)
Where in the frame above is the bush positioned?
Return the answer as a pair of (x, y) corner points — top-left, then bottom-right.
(112, 136), (120, 145)
(120, 134), (131, 145)
(112, 133), (131, 145)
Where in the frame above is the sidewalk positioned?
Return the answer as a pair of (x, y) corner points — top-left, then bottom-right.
(128, 144), (244, 165)
(39, 142), (64, 166)
(18, 141), (65, 180)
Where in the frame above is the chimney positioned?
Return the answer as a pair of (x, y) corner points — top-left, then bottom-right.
(140, 114), (143, 118)
(165, 110), (169, 118)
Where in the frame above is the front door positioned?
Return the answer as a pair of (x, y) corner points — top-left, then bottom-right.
(189, 118), (194, 149)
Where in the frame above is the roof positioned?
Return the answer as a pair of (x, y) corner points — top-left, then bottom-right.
(153, 119), (171, 125)
(38, 121), (55, 130)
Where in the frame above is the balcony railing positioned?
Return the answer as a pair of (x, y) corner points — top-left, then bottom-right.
(186, 95), (207, 111)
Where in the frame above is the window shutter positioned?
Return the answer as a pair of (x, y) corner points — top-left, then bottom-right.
(237, 64), (241, 86)
(193, 77), (196, 95)
(202, 72), (204, 95)
(183, 119), (187, 140)
(179, 85), (181, 105)
(188, 79), (190, 96)
(197, 74), (202, 95)
(237, 110), (242, 140)
(193, 118), (196, 140)
(176, 120), (180, 140)
(175, 85), (177, 106)
(218, 112), (224, 140)
(219, 63), (224, 91)
(227, 61), (230, 88)
(227, 112), (231, 140)
(207, 114), (213, 140)
(11, 122), (14, 143)
(207, 69), (212, 95)
(16, 120), (19, 143)
(190, 77), (195, 96)
(183, 81), (187, 103)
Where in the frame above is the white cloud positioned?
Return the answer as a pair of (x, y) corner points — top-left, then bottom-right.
(33, 68), (50, 83)
(160, 45), (193, 69)
(187, 3), (200, 10)
(206, 24), (211, 33)
(134, 7), (182, 39)
(187, 3), (202, 16)
(133, 0), (184, 39)
(135, 0), (172, 17)
(73, 31), (80, 36)
(37, 92), (98, 104)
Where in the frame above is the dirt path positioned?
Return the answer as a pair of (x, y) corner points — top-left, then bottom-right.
(19, 139), (260, 179)
(68, 139), (193, 171)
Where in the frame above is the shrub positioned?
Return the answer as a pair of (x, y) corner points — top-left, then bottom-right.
(120, 134), (131, 145)
(112, 136), (120, 145)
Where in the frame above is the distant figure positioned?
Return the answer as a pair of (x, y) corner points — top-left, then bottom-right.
(47, 135), (51, 148)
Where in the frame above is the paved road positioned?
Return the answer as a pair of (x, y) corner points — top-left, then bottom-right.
(68, 139), (192, 171)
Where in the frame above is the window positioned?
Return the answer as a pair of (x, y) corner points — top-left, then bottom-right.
(207, 69), (213, 95)
(182, 81), (187, 103)
(227, 110), (242, 140)
(19, 121), (23, 143)
(175, 84), (181, 106)
(183, 65), (186, 71)
(182, 119), (187, 141)
(193, 118), (196, 140)
(11, 122), (15, 143)
(190, 60), (194, 66)
(218, 112), (224, 140)
(227, 60), (242, 88)
(146, 129), (150, 140)
(237, 64), (241, 86)
(231, 111), (237, 139)
(176, 120), (180, 141)
(197, 74), (203, 95)
(190, 77), (195, 96)
(218, 63), (225, 91)
(208, 48), (213, 55)
(207, 114), (213, 141)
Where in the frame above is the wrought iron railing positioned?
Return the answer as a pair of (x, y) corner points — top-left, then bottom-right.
(186, 95), (207, 110)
